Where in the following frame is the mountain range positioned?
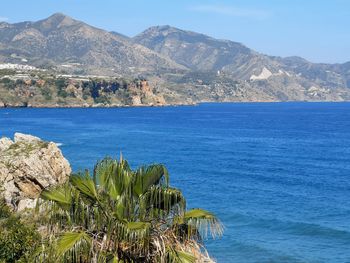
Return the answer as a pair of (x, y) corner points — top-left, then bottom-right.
(1, 13), (350, 103)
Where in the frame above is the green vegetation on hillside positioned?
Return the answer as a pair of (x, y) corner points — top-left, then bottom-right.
(0, 70), (165, 107)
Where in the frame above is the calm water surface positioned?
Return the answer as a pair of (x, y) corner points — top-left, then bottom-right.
(1, 103), (350, 263)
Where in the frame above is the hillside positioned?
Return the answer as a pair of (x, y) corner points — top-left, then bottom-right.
(134, 25), (350, 86)
(0, 68), (182, 107)
(134, 26), (350, 101)
(0, 13), (186, 76)
(0, 13), (350, 105)
(133, 25), (255, 73)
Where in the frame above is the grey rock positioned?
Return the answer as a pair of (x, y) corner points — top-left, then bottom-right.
(0, 133), (71, 211)
(14, 132), (41, 143)
(0, 137), (13, 151)
(17, 198), (37, 211)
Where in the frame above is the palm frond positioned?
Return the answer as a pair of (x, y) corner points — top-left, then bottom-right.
(94, 157), (132, 200)
(141, 186), (186, 218)
(134, 164), (169, 196)
(40, 184), (73, 210)
(57, 231), (91, 256)
(70, 172), (98, 203)
(126, 221), (150, 230)
(184, 209), (223, 239)
(125, 221), (151, 245)
(176, 250), (197, 263)
(166, 247), (196, 263)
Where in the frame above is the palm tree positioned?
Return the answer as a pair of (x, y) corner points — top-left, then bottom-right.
(35, 156), (223, 263)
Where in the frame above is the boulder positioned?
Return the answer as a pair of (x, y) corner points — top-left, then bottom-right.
(0, 133), (71, 211)
(0, 137), (14, 151)
(14, 132), (41, 143)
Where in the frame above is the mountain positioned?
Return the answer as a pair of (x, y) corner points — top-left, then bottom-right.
(134, 25), (350, 87)
(0, 13), (186, 76)
(133, 25), (255, 73)
(134, 25), (350, 101)
(0, 13), (350, 104)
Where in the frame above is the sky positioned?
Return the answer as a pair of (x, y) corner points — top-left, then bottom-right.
(1, 0), (349, 64)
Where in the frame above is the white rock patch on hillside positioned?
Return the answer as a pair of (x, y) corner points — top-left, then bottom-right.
(250, 67), (273, 81)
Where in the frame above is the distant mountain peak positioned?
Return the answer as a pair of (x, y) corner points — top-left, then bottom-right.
(151, 25), (171, 29)
(0, 13), (186, 75)
(140, 25), (201, 36)
(151, 25), (174, 31)
(48, 12), (69, 19)
(137, 25), (182, 38)
(133, 24), (252, 71)
(38, 12), (80, 29)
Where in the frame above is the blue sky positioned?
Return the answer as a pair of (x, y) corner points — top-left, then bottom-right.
(1, 0), (349, 63)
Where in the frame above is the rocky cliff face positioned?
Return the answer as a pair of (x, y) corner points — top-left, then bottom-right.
(0, 133), (71, 211)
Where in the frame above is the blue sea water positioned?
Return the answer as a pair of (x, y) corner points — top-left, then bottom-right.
(1, 102), (350, 263)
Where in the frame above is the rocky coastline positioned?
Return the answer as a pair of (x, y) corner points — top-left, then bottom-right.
(0, 101), (197, 108)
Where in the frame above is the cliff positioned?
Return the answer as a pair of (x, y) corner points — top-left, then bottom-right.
(0, 73), (175, 107)
(0, 133), (71, 211)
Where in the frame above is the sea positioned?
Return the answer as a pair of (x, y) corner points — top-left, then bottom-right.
(1, 102), (350, 263)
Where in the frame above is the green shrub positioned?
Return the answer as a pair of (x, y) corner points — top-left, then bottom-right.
(57, 89), (68, 98)
(40, 88), (52, 100)
(0, 78), (15, 89)
(0, 199), (11, 219)
(94, 95), (110, 104)
(55, 78), (68, 98)
(0, 201), (41, 263)
(55, 78), (66, 89)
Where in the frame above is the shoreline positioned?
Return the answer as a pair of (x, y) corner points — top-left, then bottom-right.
(1, 100), (350, 109)
(0, 102), (198, 109)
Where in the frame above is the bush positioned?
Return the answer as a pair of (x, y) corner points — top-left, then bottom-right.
(0, 78), (16, 89)
(55, 78), (66, 89)
(55, 78), (68, 98)
(0, 200), (41, 263)
(40, 88), (52, 100)
(94, 95), (110, 104)
(57, 89), (68, 98)
(0, 199), (11, 219)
